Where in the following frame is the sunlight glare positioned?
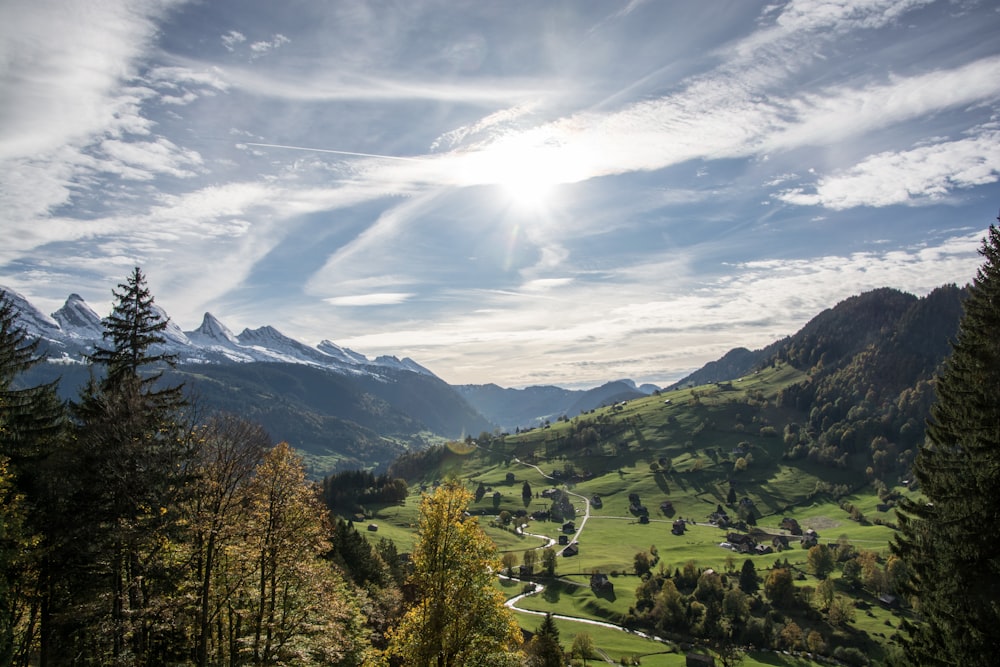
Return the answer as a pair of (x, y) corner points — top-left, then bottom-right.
(458, 134), (592, 212)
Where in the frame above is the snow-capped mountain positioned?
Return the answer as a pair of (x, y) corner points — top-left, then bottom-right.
(1, 286), (436, 380)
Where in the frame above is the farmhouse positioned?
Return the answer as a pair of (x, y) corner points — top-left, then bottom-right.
(590, 572), (613, 593)
(563, 543), (579, 557)
(780, 517), (803, 535)
(672, 519), (687, 535)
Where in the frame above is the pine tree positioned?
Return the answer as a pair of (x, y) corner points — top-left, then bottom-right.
(64, 267), (194, 664)
(892, 222), (1000, 666)
(0, 291), (66, 665)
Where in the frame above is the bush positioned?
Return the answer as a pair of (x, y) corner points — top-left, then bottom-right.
(833, 646), (870, 666)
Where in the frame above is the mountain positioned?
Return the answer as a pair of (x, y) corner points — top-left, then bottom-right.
(456, 379), (652, 431)
(2, 286), (491, 474)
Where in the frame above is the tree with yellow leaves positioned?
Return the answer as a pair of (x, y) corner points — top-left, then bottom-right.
(387, 480), (523, 666)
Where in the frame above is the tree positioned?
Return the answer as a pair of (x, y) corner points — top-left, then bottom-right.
(541, 547), (558, 577)
(240, 442), (365, 665)
(634, 550), (652, 577)
(0, 291), (65, 665)
(64, 267), (194, 664)
(807, 544), (835, 579)
(501, 551), (518, 576)
(738, 559), (758, 594)
(522, 480), (532, 503)
(523, 548), (538, 571)
(571, 632), (596, 664)
(815, 578), (835, 611)
(387, 480), (523, 666)
(764, 568), (794, 608)
(526, 613), (562, 667)
(186, 414), (268, 666)
(892, 223), (1000, 666)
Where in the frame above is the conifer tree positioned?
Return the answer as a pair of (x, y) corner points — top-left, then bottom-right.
(892, 222), (1000, 666)
(0, 291), (66, 665)
(64, 267), (194, 664)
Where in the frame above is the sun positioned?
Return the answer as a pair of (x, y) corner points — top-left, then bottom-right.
(458, 135), (585, 212)
(496, 163), (558, 211)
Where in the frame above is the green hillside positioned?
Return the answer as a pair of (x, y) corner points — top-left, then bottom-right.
(366, 361), (920, 665)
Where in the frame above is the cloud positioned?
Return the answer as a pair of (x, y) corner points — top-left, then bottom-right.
(324, 293), (414, 306)
(776, 128), (1000, 209)
(249, 34), (290, 59)
(221, 30), (246, 52)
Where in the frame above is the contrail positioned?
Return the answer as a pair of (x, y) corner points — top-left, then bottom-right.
(243, 141), (424, 162)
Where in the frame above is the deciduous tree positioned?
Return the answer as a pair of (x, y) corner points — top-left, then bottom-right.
(387, 480), (523, 666)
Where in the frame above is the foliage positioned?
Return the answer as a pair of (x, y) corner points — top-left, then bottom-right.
(386, 480), (523, 666)
(322, 468), (408, 513)
(892, 223), (1000, 666)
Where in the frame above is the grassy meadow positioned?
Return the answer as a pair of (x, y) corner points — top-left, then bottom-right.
(361, 364), (913, 665)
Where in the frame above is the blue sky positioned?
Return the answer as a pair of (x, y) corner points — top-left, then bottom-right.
(2, 0), (999, 388)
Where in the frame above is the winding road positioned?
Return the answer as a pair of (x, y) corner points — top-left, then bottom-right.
(504, 458), (677, 662)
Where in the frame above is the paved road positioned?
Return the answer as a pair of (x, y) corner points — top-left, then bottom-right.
(513, 457), (591, 555)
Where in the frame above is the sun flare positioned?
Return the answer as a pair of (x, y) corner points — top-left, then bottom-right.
(459, 135), (589, 212)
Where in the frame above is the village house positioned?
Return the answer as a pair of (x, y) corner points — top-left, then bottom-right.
(780, 517), (803, 535)
(590, 572), (613, 594)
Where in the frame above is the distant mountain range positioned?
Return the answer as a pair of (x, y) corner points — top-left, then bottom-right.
(2, 283), (966, 475)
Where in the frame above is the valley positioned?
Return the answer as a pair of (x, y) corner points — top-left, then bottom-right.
(359, 362), (917, 665)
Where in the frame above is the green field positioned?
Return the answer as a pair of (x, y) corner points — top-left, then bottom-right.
(362, 365), (912, 665)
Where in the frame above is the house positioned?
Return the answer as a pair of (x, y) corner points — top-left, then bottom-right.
(591, 495), (603, 509)
(726, 532), (755, 547)
(878, 593), (901, 610)
(558, 535), (569, 545)
(772, 535), (790, 551)
(800, 529), (819, 548)
(367, 523), (378, 532)
(672, 519), (687, 535)
(780, 517), (803, 535)
(638, 515), (650, 524)
(530, 510), (551, 521)
(660, 500), (674, 513)
(755, 544), (774, 555)
(562, 521), (575, 533)
(563, 543), (579, 557)
(541, 488), (559, 499)
(590, 572), (613, 593)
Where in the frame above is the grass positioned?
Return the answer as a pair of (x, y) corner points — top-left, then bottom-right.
(358, 364), (906, 664)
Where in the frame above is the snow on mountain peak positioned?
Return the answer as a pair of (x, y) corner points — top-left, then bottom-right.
(52, 294), (103, 338)
(192, 312), (239, 344)
(4, 289), (439, 380)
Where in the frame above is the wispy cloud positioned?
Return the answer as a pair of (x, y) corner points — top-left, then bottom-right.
(776, 128), (1000, 208)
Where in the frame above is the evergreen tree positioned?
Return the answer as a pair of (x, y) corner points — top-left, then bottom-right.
(62, 267), (194, 664)
(892, 223), (1000, 666)
(525, 613), (562, 667)
(0, 291), (66, 665)
(738, 559), (758, 594)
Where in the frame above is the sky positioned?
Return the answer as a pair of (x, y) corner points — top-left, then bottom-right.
(2, 0), (1000, 389)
